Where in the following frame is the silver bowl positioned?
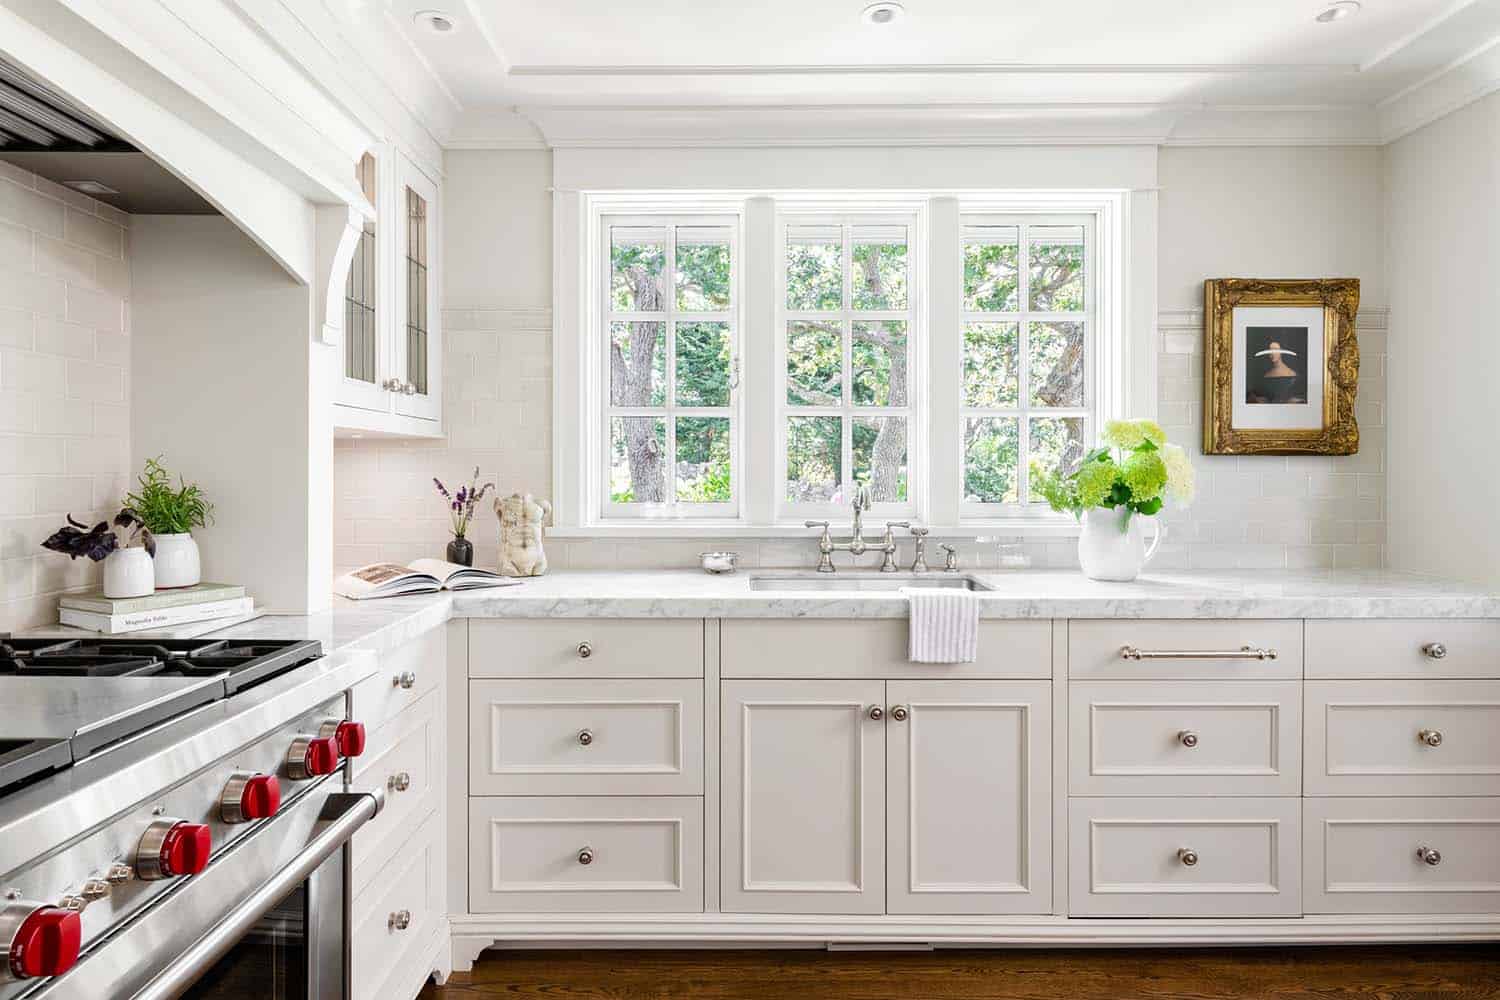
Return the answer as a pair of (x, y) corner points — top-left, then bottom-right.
(698, 551), (739, 574)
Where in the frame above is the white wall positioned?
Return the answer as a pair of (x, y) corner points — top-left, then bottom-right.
(334, 145), (1390, 574)
(1384, 92), (1500, 586)
(132, 215), (333, 613)
(0, 162), (132, 631)
(1153, 146), (1388, 570)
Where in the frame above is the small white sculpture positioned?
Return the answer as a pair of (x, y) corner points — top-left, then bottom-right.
(496, 492), (551, 577)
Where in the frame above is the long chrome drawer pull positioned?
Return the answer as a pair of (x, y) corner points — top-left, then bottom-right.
(1120, 645), (1278, 661)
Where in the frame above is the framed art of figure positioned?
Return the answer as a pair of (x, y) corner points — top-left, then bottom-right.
(1203, 278), (1360, 455)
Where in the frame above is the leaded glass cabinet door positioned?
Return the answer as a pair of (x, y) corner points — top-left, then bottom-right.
(340, 150), (391, 413)
(394, 154), (441, 421)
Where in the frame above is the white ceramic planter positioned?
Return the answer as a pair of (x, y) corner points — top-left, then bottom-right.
(103, 546), (155, 599)
(1077, 507), (1161, 582)
(152, 533), (202, 588)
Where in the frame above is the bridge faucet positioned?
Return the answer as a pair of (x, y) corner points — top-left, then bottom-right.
(804, 484), (885, 572)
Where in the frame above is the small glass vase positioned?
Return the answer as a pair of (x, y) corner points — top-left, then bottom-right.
(446, 535), (473, 567)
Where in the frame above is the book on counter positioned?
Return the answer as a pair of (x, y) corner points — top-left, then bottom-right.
(60, 582), (246, 615)
(59, 595), (256, 635)
(333, 559), (520, 600)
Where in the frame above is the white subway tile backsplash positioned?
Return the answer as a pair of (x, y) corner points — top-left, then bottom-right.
(332, 304), (1388, 575)
(0, 164), (130, 631)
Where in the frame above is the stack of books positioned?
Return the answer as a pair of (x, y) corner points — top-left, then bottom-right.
(59, 583), (254, 635)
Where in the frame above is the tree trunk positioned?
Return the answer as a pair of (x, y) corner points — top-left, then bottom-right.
(855, 248), (907, 501)
(611, 265), (665, 502)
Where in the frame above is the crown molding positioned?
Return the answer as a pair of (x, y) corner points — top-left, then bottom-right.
(1379, 32), (1500, 143)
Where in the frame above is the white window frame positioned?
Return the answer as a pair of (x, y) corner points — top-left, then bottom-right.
(596, 211), (744, 521)
(957, 213), (1097, 518)
(555, 188), (1136, 538)
(774, 210), (925, 524)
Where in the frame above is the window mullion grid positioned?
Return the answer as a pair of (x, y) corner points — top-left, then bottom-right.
(840, 223), (854, 499)
(665, 223), (679, 508)
(1017, 223), (1032, 505)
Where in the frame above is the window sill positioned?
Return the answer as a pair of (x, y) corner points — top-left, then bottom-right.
(549, 519), (1082, 539)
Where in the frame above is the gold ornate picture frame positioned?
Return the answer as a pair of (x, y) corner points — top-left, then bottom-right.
(1203, 278), (1360, 455)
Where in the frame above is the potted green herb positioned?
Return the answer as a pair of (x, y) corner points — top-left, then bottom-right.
(124, 457), (214, 588)
(1031, 419), (1195, 581)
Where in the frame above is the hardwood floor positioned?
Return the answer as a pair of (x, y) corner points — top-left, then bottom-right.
(420, 945), (1500, 999)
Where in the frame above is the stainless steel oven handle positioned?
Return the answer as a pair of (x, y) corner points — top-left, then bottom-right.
(128, 787), (383, 1000)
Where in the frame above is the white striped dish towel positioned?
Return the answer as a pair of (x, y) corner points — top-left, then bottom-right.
(903, 587), (981, 664)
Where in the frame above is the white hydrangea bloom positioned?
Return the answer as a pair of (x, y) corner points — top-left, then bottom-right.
(1161, 443), (1196, 505)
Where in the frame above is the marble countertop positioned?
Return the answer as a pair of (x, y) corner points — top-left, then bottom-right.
(28, 569), (1499, 659)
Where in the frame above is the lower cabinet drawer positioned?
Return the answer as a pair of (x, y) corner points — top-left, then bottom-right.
(1068, 797), (1302, 917)
(1305, 680), (1500, 796)
(468, 796), (704, 913)
(1304, 797), (1500, 913)
(469, 678), (704, 796)
(352, 811), (441, 1000)
(352, 689), (438, 888)
(1069, 681), (1301, 796)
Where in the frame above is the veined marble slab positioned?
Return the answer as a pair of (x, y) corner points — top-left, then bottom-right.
(27, 570), (1499, 658)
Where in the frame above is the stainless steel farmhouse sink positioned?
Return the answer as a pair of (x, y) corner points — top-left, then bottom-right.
(747, 574), (991, 592)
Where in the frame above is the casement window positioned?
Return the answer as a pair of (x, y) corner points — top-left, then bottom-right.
(562, 192), (1126, 535)
(602, 216), (740, 518)
(959, 216), (1094, 513)
(775, 216), (919, 518)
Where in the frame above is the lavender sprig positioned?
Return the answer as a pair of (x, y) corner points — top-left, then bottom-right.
(435, 467), (495, 539)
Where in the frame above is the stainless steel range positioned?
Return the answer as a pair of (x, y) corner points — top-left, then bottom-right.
(0, 636), (382, 999)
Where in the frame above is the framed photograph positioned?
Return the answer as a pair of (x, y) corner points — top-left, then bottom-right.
(1203, 278), (1360, 455)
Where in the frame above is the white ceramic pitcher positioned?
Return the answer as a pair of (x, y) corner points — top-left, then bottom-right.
(1077, 507), (1161, 582)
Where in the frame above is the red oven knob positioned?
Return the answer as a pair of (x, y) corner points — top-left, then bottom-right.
(221, 772), (280, 823)
(285, 734), (340, 780)
(3, 903), (81, 980)
(319, 719), (367, 758)
(135, 820), (212, 880)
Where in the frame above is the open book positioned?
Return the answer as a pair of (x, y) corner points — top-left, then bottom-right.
(334, 559), (521, 600)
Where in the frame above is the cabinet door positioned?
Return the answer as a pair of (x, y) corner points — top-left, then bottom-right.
(887, 680), (1052, 914)
(721, 680), (885, 914)
(393, 152), (441, 421)
(339, 148), (393, 414)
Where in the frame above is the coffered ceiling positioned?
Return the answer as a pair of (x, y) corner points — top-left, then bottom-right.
(334, 0), (1500, 146)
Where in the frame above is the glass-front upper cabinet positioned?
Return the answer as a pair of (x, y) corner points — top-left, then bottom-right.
(334, 147), (442, 434)
(395, 157), (440, 420)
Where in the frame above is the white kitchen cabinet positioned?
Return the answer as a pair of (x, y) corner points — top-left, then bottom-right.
(335, 146), (443, 437)
(886, 680), (1052, 914)
(720, 679), (887, 914)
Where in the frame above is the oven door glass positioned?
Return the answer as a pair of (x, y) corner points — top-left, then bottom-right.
(179, 847), (346, 1000)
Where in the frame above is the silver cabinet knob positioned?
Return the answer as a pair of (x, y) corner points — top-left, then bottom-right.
(1422, 642), (1448, 660)
(394, 671), (416, 689)
(1417, 845), (1442, 866)
(577, 641), (593, 659)
(891, 705), (909, 722)
(868, 705), (884, 721)
(381, 378), (401, 392)
(388, 909), (411, 931)
(1178, 730), (1200, 748)
(577, 847), (594, 866)
(1178, 848), (1199, 867)
(389, 772), (410, 792)
(577, 729), (594, 746)
(1419, 729), (1444, 747)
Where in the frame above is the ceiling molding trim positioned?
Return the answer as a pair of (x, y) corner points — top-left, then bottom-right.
(1378, 32), (1500, 142)
(466, 103), (1383, 150)
(1360, 0), (1481, 72)
(461, 0), (512, 75)
(506, 62), (1359, 79)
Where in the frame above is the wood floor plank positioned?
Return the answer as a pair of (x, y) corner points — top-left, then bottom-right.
(420, 946), (1500, 1000)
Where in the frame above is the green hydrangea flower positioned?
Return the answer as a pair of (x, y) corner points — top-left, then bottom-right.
(1102, 419), (1166, 452)
(1075, 457), (1117, 508)
(1119, 450), (1168, 502)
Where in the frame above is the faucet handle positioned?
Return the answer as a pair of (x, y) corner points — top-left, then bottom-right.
(939, 543), (959, 572)
(805, 519), (830, 531)
(909, 525), (929, 537)
(885, 520), (910, 531)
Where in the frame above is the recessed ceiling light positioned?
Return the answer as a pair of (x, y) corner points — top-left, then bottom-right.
(1315, 1), (1361, 23)
(862, 2), (905, 26)
(62, 180), (119, 195)
(413, 9), (456, 33)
